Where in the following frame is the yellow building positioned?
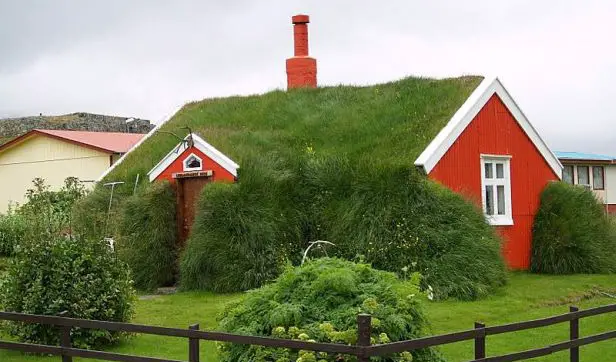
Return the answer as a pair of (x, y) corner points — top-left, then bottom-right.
(0, 129), (145, 212)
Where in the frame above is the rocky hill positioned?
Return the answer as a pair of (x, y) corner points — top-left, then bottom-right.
(0, 112), (154, 144)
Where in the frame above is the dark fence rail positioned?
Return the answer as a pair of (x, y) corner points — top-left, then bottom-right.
(0, 303), (615, 362)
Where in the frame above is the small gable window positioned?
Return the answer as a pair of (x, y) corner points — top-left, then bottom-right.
(183, 153), (203, 171)
(481, 155), (513, 226)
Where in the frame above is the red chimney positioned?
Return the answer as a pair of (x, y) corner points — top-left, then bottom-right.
(286, 14), (317, 89)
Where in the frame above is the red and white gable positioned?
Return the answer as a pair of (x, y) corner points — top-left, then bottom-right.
(147, 133), (239, 183)
(414, 77), (562, 270)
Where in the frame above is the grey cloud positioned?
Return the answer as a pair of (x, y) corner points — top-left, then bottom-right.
(1, 0), (615, 155)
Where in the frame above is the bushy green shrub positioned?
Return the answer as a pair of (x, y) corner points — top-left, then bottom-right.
(0, 209), (26, 256)
(180, 156), (305, 292)
(19, 177), (86, 241)
(531, 181), (616, 274)
(181, 155), (506, 300)
(217, 258), (443, 362)
(116, 181), (178, 290)
(0, 236), (135, 349)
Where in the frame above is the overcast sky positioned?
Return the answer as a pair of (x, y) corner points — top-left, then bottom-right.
(1, 1), (615, 154)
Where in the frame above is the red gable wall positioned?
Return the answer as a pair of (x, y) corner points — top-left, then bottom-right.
(155, 146), (236, 183)
(428, 95), (558, 269)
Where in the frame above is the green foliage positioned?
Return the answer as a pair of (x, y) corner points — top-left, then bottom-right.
(180, 156), (304, 292)
(0, 177), (85, 256)
(19, 177), (86, 241)
(217, 258), (443, 362)
(103, 76), (482, 184)
(311, 159), (506, 300)
(0, 236), (135, 349)
(531, 182), (616, 274)
(0, 209), (26, 256)
(116, 181), (178, 290)
(181, 156), (506, 300)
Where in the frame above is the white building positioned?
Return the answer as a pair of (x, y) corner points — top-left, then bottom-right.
(555, 151), (616, 214)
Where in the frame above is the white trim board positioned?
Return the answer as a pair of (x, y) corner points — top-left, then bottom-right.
(414, 77), (562, 178)
(147, 133), (239, 182)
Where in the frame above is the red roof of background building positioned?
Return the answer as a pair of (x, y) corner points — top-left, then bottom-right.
(0, 129), (147, 154)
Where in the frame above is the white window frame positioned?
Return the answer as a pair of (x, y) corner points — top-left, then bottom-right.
(182, 153), (203, 172)
(480, 155), (513, 226)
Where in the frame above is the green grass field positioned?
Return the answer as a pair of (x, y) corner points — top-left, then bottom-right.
(1, 273), (614, 362)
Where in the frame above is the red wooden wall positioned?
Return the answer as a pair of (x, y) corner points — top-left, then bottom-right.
(155, 146), (236, 183)
(429, 95), (558, 269)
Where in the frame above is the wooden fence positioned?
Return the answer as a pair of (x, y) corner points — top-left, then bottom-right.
(0, 303), (615, 362)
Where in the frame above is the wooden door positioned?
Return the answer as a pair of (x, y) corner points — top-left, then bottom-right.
(176, 176), (211, 245)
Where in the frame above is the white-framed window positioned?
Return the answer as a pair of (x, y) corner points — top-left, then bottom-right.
(182, 153), (203, 172)
(481, 155), (513, 226)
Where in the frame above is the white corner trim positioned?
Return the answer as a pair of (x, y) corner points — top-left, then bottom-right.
(96, 103), (186, 182)
(147, 133), (239, 182)
(414, 77), (563, 178)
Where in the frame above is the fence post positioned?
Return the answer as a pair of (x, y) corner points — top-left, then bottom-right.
(189, 323), (200, 362)
(474, 322), (486, 360)
(570, 306), (579, 362)
(57, 311), (72, 362)
(357, 314), (371, 362)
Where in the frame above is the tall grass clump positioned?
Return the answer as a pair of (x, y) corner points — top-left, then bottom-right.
(217, 258), (444, 362)
(308, 157), (507, 300)
(116, 181), (178, 290)
(181, 155), (506, 300)
(531, 182), (616, 274)
(180, 155), (306, 292)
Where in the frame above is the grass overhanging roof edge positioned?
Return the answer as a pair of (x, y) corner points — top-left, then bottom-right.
(103, 75), (484, 184)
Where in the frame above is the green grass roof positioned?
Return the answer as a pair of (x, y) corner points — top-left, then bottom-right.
(105, 76), (483, 183)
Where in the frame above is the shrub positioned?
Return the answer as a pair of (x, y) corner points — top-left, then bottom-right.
(217, 258), (443, 362)
(0, 236), (135, 349)
(180, 155), (305, 292)
(0, 209), (26, 256)
(531, 182), (616, 274)
(116, 181), (178, 290)
(18, 177), (86, 241)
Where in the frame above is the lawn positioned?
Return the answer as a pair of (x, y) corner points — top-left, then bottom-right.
(0, 273), (615, 362)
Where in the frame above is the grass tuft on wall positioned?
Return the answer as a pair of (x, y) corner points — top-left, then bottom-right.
(116, 181), (178, 290)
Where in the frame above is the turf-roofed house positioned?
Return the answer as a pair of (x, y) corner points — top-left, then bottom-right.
(104, 14), (561, 276)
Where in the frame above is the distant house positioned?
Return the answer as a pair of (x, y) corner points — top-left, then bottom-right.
(555, 151), (616, 214)
(0, 129), (145, 212)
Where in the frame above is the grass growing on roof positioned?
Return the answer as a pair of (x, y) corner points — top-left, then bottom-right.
(88, 75), (506, 299)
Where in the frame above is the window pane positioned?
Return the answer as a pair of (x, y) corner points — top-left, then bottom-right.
(496, 164), (504, 179)
(497, 185), (505, 215)
(593, 166), (604, 189)
(577, 166), (589, 185)
(563, 165), (574, 184)
(484, 163), (493, 179)
(485, 185), (494, 215)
